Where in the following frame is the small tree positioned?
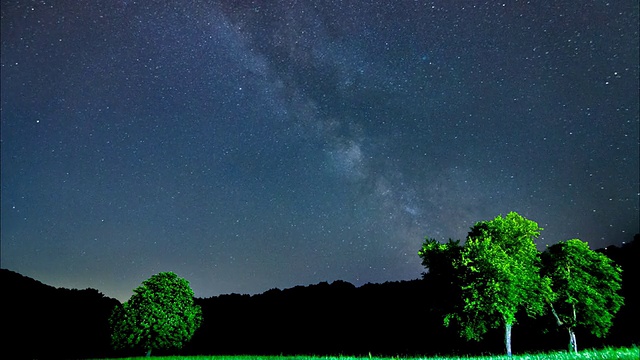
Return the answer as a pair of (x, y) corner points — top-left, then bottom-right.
(445, 212), (551, 357)
(541, 239), (624, 353)
(109, 272), (203, 356)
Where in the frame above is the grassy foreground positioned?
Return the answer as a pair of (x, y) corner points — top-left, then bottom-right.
(95, 346), (638, 360)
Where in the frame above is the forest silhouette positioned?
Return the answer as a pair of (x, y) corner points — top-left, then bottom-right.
(1, 235), (638, 359)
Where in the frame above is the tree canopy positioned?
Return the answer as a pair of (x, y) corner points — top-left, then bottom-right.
(421, 212), (551, 357)
(541, 239), (624, 353)
(418, 238), (461, 278)
(109, 272), (203, 356)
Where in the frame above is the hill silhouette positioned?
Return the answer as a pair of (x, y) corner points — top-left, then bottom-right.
(1, 236), (638, 358)
(0, 269), (119, 359)
(186, 278), (489, 356)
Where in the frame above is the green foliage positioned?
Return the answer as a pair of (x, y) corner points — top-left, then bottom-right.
(109, 272), (203, 355)
(421, 212), (554, 357)
(542, 239), (624, 338)
(418, 213), (627, 356)
(448, 212), (550, 342)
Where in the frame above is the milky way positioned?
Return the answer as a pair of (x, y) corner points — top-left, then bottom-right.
(1, 1), (638, 302)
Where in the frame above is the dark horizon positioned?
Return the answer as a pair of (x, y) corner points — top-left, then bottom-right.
(2, 233), (637, 303)
(2, 236), (638, 360)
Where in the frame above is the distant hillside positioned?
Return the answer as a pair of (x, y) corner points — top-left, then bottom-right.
(595, 236), (640, 347)
(0, 269), (119, 359)
(188, 278), (481, 356)
(186, 237), (640, 356)
(1, 236), (637, 358)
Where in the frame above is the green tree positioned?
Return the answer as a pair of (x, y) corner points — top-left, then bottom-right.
(541, 239), (624, 353)
(445, 212), (551, 357)
(109, 272), (203, 356)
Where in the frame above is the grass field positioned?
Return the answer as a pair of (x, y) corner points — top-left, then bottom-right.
(94, 346), (638, 360)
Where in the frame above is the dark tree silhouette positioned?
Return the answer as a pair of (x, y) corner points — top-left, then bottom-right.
(0, 269), (119, 359)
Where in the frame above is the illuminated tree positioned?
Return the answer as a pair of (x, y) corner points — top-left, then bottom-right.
(541, 239), (624, 353)
(445, 212), (551, 357)
(109, 272), (202, 356)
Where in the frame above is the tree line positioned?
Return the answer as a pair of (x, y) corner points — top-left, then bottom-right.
(1, 213), (637, 358)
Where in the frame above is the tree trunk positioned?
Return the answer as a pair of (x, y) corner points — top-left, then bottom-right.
(505, 322), (512, 357)
(549, 302), (563, 326)
(146, 348), (152, 357)
(568, 328), (578, 354)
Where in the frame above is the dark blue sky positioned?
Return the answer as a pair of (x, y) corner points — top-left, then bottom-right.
(1, 1), (638, 302)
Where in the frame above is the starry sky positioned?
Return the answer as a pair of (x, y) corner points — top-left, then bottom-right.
(1, 1), (638, 303)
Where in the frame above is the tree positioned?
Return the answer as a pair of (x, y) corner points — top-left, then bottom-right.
(445, 212), (551, 357)
(541, 239), (624, 353)
(419, 238), (461, 278)
(109, 272), (203, 356)
(418, 238), (464, 314)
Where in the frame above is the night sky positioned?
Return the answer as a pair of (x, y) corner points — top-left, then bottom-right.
(1, 1), (638, 303)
